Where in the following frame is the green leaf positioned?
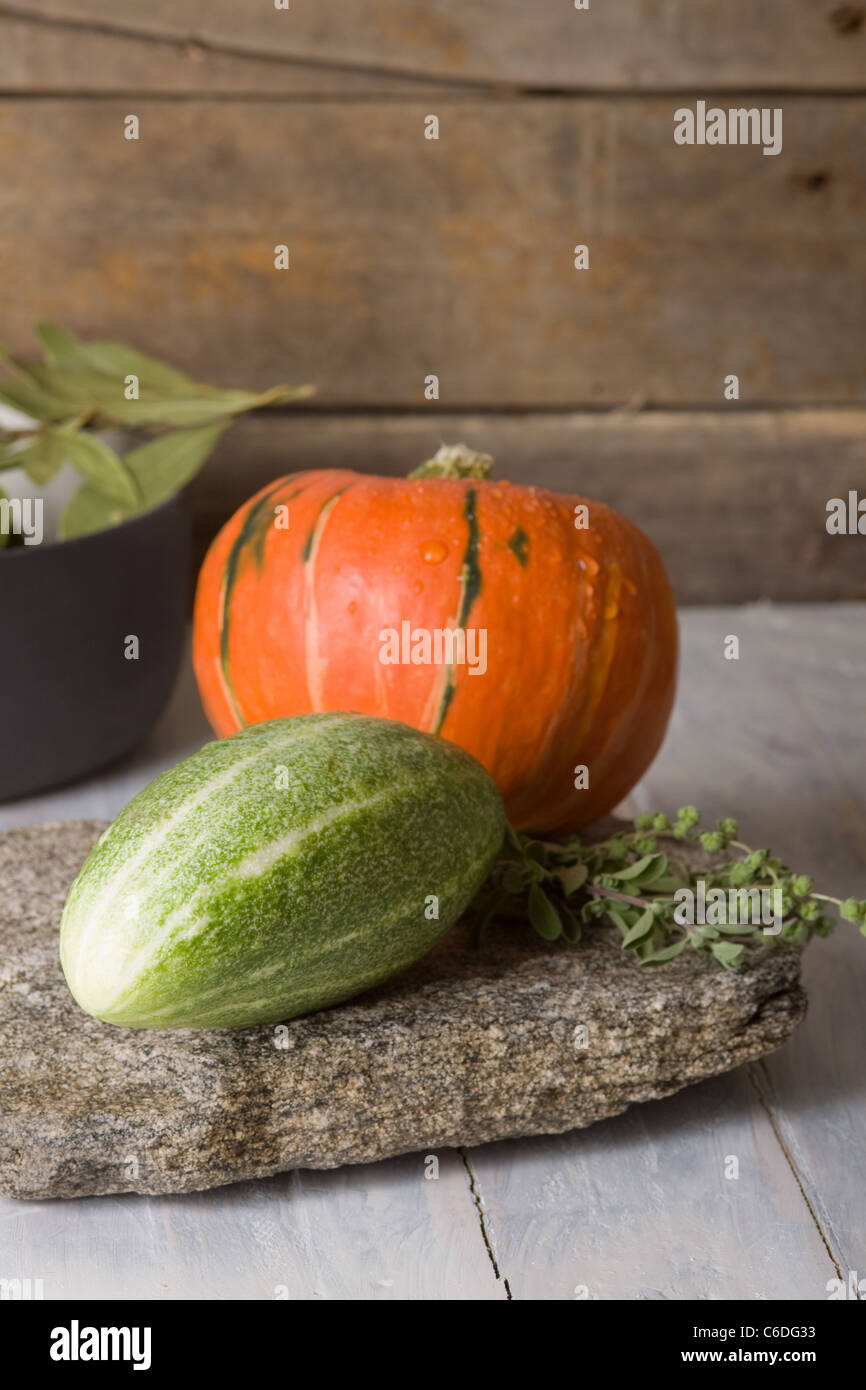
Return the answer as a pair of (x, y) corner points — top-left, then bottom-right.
(0, 374), (70, 422)
(645, 876), (691, 895)
(35, 323), (202, 395)
(24, 364), (114, 413)
(711, 941), (745, 969)
(124, 421), (228, 508)
(635, 853), (669, 885)
(555, 861), (589, 897)
(60, 432), (141, 507)
(103, 389), (287, 428)
(12, 429), (69, 485)
(500, 862), (526, 895)
(559, 900), (582, 944)
(34, 322), (90, 370)
(528, 883), (562, 941)
(0, 440), (27, 470)
(603, 906), (631, 934)
(504, 823), (524, 855)
(621, 907), (656, 948)
(611, 854), (660, 882)
(59, 485), (133, 541)
(75, 339), (206, 397)
(640, 938), (688, 965)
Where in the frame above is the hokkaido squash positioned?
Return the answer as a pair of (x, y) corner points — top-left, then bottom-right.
(193, 444), (677, 833)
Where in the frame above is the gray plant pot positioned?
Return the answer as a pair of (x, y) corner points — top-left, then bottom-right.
(0, 491), (190, 802)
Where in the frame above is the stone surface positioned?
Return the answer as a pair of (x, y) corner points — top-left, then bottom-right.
(0, 820), (807, 1200)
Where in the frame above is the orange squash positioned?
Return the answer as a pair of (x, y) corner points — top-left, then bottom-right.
(193, 445), (677, 833)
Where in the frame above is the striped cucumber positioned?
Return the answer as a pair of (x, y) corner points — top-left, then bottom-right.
(60, 713), (505, 1029)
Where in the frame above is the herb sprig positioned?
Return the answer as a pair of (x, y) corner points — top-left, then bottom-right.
(0, 322), (313, 541)
(470, 807), (866, 969)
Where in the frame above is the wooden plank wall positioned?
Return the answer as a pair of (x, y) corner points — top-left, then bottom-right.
(0, 2), (863, 601)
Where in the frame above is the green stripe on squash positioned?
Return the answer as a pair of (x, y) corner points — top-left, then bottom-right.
(60, 713), (506, 1029)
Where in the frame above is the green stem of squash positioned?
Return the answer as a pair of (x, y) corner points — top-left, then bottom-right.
(409, 442), (495, 481)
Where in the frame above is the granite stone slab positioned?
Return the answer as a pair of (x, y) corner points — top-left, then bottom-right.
(0, 821), (807, 1199)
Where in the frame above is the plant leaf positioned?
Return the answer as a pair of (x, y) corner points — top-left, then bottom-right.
(34, 322), (89, 369)
(711, 941), (745, 969)
(12, 429), (69, 485)
(500, 862), (526, 895)
(528, 883), (562, 941)
(0, 440), (28, 470)
(559, 900), (582, 944)
(640, 938), (688, 965)
(60, 432), (141, 507)
(76, 339), (206, 396)
(603, 906), (630, 934)
(555, 861), (589, 897)
(0, 374), (69, 422)
(98, 386), (312, 428)
(59, 484), (133, 541)
(621, 907), (656, 947)
(36, 323), (203, 396)
(635, 853), (669, 885)
(611, 854), (660, 881)
(124, 421), (228, 508)
(645, 876), (692, 894)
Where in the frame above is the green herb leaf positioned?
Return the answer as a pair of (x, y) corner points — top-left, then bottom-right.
(604, 906), (631, 934)
(711, 941), (744, 969)
(611, 853), (659, 881)
(640, 939), (688, 965)
(59, 432), (141, 508)
(555, 861), (589, 897)
(59, 485), (133, 541)
(104, 384), (314, 429)
(501, 862), (526, 895)
(645, 876), (691, 894)
(0, 374), (69, 422)
(621, 907), (656, 948)
(528, 883), (562, 941)
(12, 429), (69, 485)
(0, 441), (27, 470)
(36, 324), (202, 397)
(124, 421), (228, 508)
(635, 853), (669, 885)
(559, 900), (582, 944)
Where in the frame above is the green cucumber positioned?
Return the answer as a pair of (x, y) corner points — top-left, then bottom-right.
(60, 713), (505, 1029)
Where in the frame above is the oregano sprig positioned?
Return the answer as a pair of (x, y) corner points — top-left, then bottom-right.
(469, 807), (865, 970)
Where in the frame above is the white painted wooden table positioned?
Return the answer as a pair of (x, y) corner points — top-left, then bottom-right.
(2, 605), (864, 1300)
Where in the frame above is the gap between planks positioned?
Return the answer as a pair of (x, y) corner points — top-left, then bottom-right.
(2, 6), (864, 98)
(459, 1148), (513, 1300)
(746, 1063), (849, 1290)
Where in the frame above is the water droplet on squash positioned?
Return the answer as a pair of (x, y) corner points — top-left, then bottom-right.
(578, 554), (599, 576)
(421, 540), (448, 565)
(413, 579), (424, 595)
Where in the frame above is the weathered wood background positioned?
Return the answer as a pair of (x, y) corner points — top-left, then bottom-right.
(0, 2), (863, 599)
